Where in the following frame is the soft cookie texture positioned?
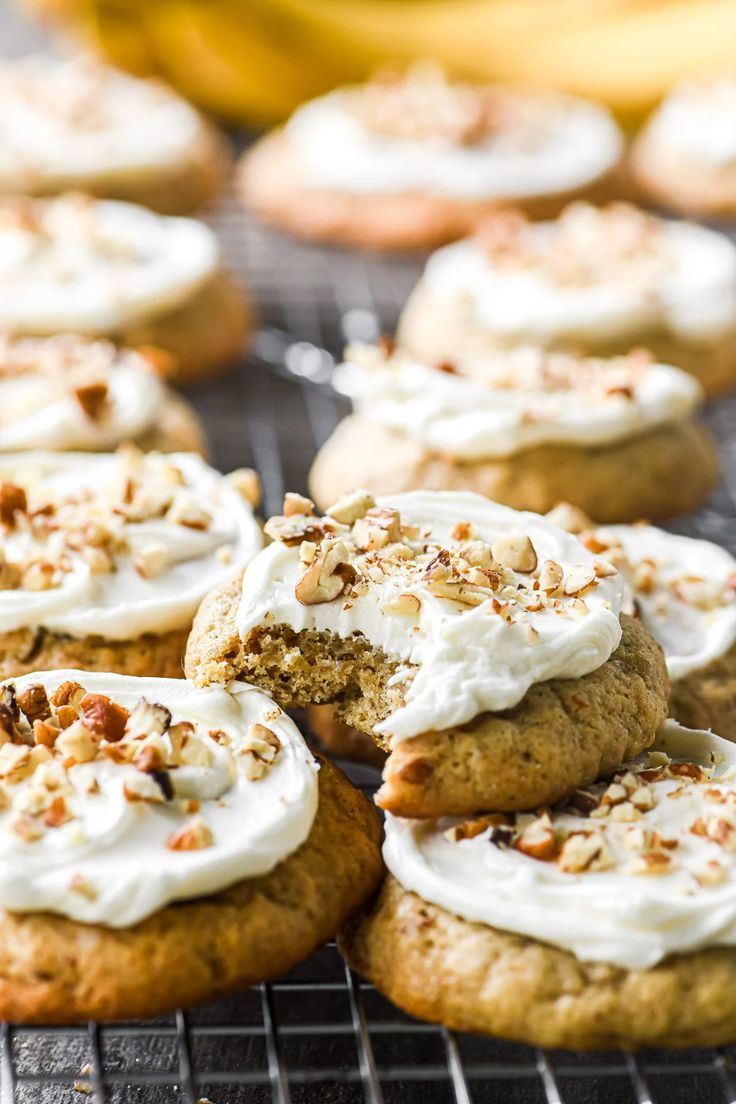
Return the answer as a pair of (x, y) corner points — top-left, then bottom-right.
(0, 757), (382, 1023)
(0, 625), (190, 682)
(669, 642), (736, 738)
(309, 414), (718, 524)
(340, 873), (736, 1050)
(186, 573), (669, 817)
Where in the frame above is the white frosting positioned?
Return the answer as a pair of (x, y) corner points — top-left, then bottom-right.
(237, 491), (623, 741)
(286, 86), (621, 200)
(643, 77), (736, 168)
(0, 54), (205, 190)
(0, 194), (219, 334)
(0, 335), (169, 451)
(420, 205), (736, 342)
(385, 721), (736, 970)
(585, 523), (736, 681)
(0, 671), (318, 926)
(336, 345), (701, 459)
(0, 450), (262, 640)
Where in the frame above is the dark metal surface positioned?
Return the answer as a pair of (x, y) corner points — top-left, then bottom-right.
(4, 4), (736, 1100)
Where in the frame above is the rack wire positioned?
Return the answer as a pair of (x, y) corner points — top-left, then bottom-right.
(5, 6), (736, 1099)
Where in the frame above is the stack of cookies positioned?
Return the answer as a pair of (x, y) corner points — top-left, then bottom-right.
(179, 487), (736, 1046)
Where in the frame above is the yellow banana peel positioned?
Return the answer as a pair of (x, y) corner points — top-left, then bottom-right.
(16, 0), (736, 124)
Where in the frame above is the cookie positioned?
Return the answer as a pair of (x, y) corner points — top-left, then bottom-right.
(318, 508), (736, 763)
(311, 344), (717, 523)
(307, 703), (385, 768)
(547, 505), (736, 740)
(0, 670), (382, 1022)
(186, 490), (669, 817)
(631, 76), (736, 219)
(0, 449), (262, 681)
(342, 722), (736, 1050)
(397, 202), (736, 396)
(238, 66), (623, 251)
(0, 194), (249, 385)
(0, 334), (206, 455)
(0, 54), (229, 214)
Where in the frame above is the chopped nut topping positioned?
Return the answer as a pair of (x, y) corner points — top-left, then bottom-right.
(295, 538), (357, 605)
(74, 381), (108, 421)
(282, 492), (315, 517)
(80, 694), (129, 742)
(166, 815), (213, 851)
(491, 534), (537, 574)
(558, 832), (613, 873)
(326, 489), (376, 525)
(56, 722), (98, 765)
(0, 482), (26, 528)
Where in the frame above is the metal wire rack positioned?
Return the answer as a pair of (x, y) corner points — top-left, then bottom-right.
(5, 6), (736, 1100)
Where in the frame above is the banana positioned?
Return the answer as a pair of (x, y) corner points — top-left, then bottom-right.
(17, 0), (736, 125)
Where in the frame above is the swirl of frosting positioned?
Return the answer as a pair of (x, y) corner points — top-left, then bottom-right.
(0, 334), (170, 451)
(0, 670), (318, 926)
(0, 194), (219, 334)
(420, 203), (736, 342)
(286, 67), (622, 200)
(335, 343), (702, 459)
(385, 721), (736, 970)
(552, 512), (736, 681)
(0, 449), (262, 639)
(0, 54), (205, 190)
(641, 77), (736, 168)
(237, 490), (623, 741)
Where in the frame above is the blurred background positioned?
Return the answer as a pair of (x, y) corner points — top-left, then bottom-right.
(17, 0), (736, 127)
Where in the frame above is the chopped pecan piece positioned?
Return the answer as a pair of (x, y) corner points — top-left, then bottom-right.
(0, 482), (26, 528)
(166, 815), (213, 851)
(74, 381), (109, 421)
(17, 684), (50, 724)
(491, 534), (537, 574)
(80, 693), (130, 743)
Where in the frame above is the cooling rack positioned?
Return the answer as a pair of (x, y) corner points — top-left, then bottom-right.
(5, 6), (736, 1101)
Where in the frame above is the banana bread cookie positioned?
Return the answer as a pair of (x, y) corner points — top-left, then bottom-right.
(342, 721), (736, 1049)
(631, 75), (736, 219)
(186, 489), (669, 817)
(0, 669), (382, 1021)
(0, 193), (249, 384)
(0, 333), (206, 454)
(238, 65), (623, 251)
(310, 342), (717, 522)
(398, 202), (736, 396)
(0, 54), (229, 214)
(0, 448), (262, 680)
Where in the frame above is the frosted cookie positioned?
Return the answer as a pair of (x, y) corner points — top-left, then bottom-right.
(547, 505), (736, 741)
(0, 333), (206, 454)
(398, 202), (736, 396)
(342, 721), (736, 1049)
(310, 343), (716, 523)
(0, 670), (381, 1022)
(186, 490), (669, 818)
(238, 65), (623, 251)
(0, 449), (261, 680)
(631, 76), (736, 219)
(0, 194), (249, 384)
(0, 54), (228, 214)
